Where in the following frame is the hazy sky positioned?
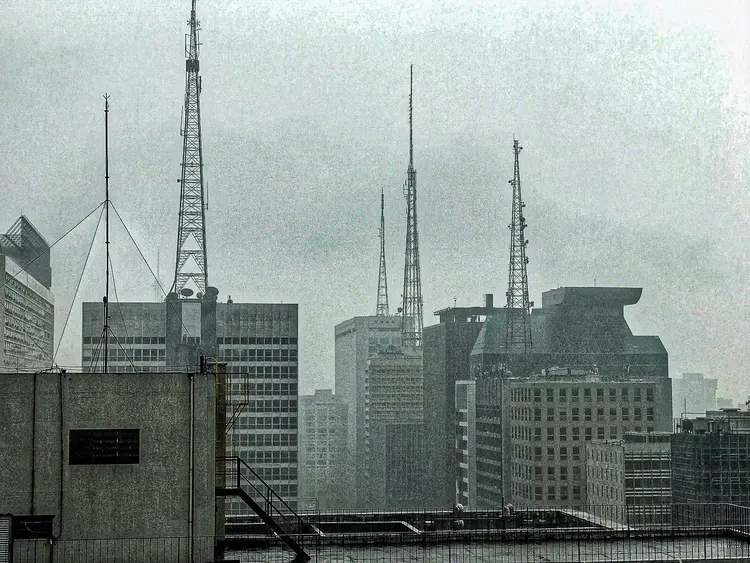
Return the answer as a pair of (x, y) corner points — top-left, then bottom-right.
(3, 1), (748, 396)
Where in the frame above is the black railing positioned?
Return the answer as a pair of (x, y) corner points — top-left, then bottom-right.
(217, 455), (307, 555)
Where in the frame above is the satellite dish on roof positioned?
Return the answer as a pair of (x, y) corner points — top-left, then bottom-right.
(180, 288), (194, 297)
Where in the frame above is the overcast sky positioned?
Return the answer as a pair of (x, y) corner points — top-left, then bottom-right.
(3, 0), (748, 397)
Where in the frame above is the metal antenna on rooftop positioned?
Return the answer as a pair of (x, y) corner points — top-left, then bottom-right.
(172, 0), (208, 297)
(400, 64), (424, 347)
(376, 188), (389, 316)
(504, 139), (532, 371)
(102, 94), (111, 374)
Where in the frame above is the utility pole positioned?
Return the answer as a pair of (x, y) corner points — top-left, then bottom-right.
(400, 65), (424, 348)
(504, 140), (532, 372)
(102, 94), (111, 374)
(172, 0), (208, 297)
(376, 188), (389, 316)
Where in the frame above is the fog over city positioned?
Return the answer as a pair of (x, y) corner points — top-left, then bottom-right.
(2, 0), (748, 396)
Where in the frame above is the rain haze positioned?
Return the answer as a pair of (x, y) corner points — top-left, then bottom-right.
(2, 0), (748, 396)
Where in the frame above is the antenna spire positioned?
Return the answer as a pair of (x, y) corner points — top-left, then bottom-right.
(505, 139), (533, 372)
(376, 188), (389, 316)
(172, 0), (208, 296)
(401, 64), (424, 347)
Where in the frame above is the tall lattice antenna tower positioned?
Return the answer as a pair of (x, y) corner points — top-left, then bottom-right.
(505, 140), (532, 369)
(400, 65), (424, 347)
(376, 188), (389, 316)
(172, 0), (208, 297)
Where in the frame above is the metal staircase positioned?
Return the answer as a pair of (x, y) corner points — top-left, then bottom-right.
(216, 456), (309, 562)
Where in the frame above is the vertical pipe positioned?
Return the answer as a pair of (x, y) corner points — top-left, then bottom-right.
(30, 372), (37, 514)
(103, 95), (110, 375)
(189, 371), (195, 562)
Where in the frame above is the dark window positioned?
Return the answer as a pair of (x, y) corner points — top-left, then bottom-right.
(69, 429), (139, 465)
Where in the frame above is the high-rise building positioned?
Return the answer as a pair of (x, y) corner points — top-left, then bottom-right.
(81, 298), (300, 510)
(298, 389), (348, 511)
(456, 369), (672, 509)
(422, 295), (496, 507)
(586, 432), (672, 525)
(672, 409), (750, 506)
(362, 348), (423, 510)
(0, 217), (54, 371)
(334, 316), (401, 508)
(671, 372), (718, 417)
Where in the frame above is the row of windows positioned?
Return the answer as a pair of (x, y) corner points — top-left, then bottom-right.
(233, 416), (298, 429)
(516, 425), (655, 442)
(514, 406), (655, 423)
(83, 336), (165, 345)
(220, 348), (298, 362)
(232, 450), (298, 466)
(219, 337), (297, 345)
(226, 365), (298, 377)
(515, 445), (582, 462)
(522, 484), (581, 502)
(230, 382), (298, 395)
(230, 432), (297, 447)
(512, 387), (655, 403)
(230, 400), (297, 414)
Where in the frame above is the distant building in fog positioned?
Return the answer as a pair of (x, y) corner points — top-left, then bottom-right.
(0, 216), (54, 371)
(671, 372), (717, 417)
(362, 348), (424, 510)
(672, 409), (750, 506)
(422, 294), (497, 508)
(334, 315), (401, 508)
(299, 389), (348, 510)
(716, 396), (733, 409)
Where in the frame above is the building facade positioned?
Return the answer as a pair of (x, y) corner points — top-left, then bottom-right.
(671, 372), (717, 417)
(0, 217), (54, 371)
(672, 410), (750, 506)
(362, 349), (424, 510)
(0, 370), (216, 562)
(333, 315), (401, 508)
(81, 297), (299, 511)
(298, 389), (348, 510)
(423, 297), (495, 507)
(586, 432), (671, 525)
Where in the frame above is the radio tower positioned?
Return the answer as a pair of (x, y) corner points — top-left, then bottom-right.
(172, 0), (208, 296)
(505, 140), (533, 370)
(400, 65), (424, 347)
(376, 188), (389, 316)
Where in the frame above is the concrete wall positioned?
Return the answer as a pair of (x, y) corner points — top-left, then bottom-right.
(0, 371), (215, 563)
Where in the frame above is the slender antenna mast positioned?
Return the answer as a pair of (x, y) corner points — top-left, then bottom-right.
(400, 64), (424, 347)
(172, 0), (208, 296)
(376, 188), (389, 316)
(504, 139), (533, 373)
(103, 94), (111, 374)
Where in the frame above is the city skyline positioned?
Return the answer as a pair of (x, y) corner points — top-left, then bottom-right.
(2, 0), (748, 396)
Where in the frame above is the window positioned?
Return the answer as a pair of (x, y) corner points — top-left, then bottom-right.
(547, 466), (555, 479)
(609, 427), (618, 439)
(534, 408), (541, 421)
(547, 446), (555, 461)
(622, 388), (629, 402)
(646, 407), (654, 421)
(69, 429), (139, 465)
(572, 427), (580, 441)
(634, 389), (642, 402)
(597, 427), (605, 440)
(534, 389), (541, 402)
(535, 486), (543, 501)
(547, 408), (554, 421)
(596, 388), (604, 402)
(634, 408), (642, 421)
(534, 446), (542, 462)
(585, 428), (592, 441)
(572, 389), (579, 402)
(535, 466), (542, 480)
(560, 446), (568, 461)
(597, 407), (604, 420)
(609, 388), (617, 401)
(560, 466), (568, 480)
(559, 410), (568, 422)
(572, 408), (580, 421)
(547, 485), (556, 500)
(534, 428), (542, 441)
(584, 389), (591, 401)
(622, 407), (629, 420)
(560, 427), (567, 441)
(547, 428), (555, 441)
(573, 466), (581, 480)
(547, 389), (554, 402)
(610, 407), (617, 417)
(585, 408), (592, 422)
(572, 446), (580, 461)
(646, 388), (654, 402)
(559, 389), (567, 402)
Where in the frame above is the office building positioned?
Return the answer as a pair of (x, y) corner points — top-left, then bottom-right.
(0, 216), (54, 371)
(671, 372), (717, 417)
(586, 432), (672, 525)
(299, 389), (348, 510)
(422, 295), (496, 507)
(334, 315), (401, 508)
(672, 409), (750, 506)
(362, 348), (424, 510)
(81, 297), (299, 512)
